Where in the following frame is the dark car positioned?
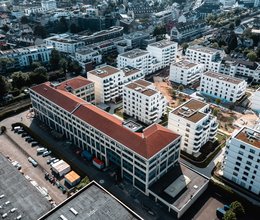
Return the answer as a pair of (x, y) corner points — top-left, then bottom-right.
(27, 138), (34, 143)
(31, 141), (39, 147)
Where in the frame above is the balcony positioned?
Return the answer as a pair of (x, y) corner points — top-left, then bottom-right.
(203, 119), (211, 130)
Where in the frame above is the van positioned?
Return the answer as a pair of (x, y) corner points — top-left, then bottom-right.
(216, 208), (226, 219)
(37, 147), (46, 154)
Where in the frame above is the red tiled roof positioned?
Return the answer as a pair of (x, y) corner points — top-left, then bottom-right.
(30, 82), (180, 159)
(56, 76), (93, 91)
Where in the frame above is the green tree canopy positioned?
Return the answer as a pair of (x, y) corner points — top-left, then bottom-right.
(230, 201), (245, 217)
(247, 51), (257, 62)
(215, 98), (221, 105)
(223, 210), (237, 220)
(11, 71), (29, 89)
(0, 75), (9, 97)
(59, 58), (68, 74)
(50, 49), (61, 70)
(20, 15), (29, 24)
(30, 66), (48, 84)
(34, 25), (48, 38)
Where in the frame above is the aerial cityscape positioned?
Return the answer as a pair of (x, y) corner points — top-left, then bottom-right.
(0, 0), (259, 219)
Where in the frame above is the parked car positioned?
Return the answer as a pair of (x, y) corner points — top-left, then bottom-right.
(12, 161), (22, 170)
(216, 208), (226, 219)
(17, 129), (24, 134)
(26, 137), (34, 143)
(28, 157), (38, 167)
(47, 157), (56, 164)
(50, 159), (59, 165)
(37, 147), (47, 154)
(31, 141), (39, 147)
(42, 151), (52, 157)
(21, 132), (28, 137)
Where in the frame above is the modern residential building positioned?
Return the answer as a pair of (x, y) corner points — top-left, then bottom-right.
(250, 87), (260, 113)
(41, 0), (57, 11)
(123, 79), (167, 124)
(39, 181), (143, 220)
(29, 81), (181, 195)
(200, 71), (247, 103)
(168, 99), (218, 155)
(75, 47), (102, 65)
(87, 65), (124, 103)
(146, 40), (178, 68)
(170, 21), (209, 42)
(185, 45), (224, 72)
(55, 76), (95, 103)
(219, 57), (260, 83)
(117, 49), (152, 75)
(223, 127), (260, 195)
(87, 65), (144, 103)
(169, 59), (205, 85)
(0, 45), (53, 68)
(44, 34), (85, 54)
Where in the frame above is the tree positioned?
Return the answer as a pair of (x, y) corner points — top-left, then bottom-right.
(211, 42), (219, 49)
(59, 58), (68, 74)
(229, 23), (235, 30)
(223, 210), (237, 220)
(31, 61), (41, 70)
(235, 17), (241, 27)
(247, 51), (257, 62)
(67, 60), (82, 74)
(50, 49), (61, 70)
(230, 201), (245, 217)
(20, 15), (29, 24)
(172, 90), (176, 98)
(153, 25), (166, 37)
(178, 85), (184, 92)
(181, 43), (189, 55)
(0, 75), (8, 97)
(70, 23), (79, 33)
(34, 25), (48, 38)
(1, 24), (9, 32)
(215, 98), (221, 105)
(57, 16), (68, 33)
(30, 67), (48, 84)
(11, 71), (29, 89)
(0, 58), (15, 74)
(212, 108), (219, 117)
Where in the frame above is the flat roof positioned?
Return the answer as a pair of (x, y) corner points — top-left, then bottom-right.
(88, 65), (121, 78)
(171, 59), (198, 69)
(0, 154), (52, 220)
(148, 40), (177, 49)
(203, 71), (244, 85)
(125, 80), (157, 97)
(119, 49), (149, 59)
(188, 45), (222, 55)
(65, 171), (80, 183)
(171, 99), (207, 123)
(39, 181), (143, 220)
(122, 66), (142, 77)
(149, 164), (209, 210)
(235, 127), (260, 149)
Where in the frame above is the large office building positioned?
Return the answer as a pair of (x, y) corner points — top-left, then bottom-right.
(168, 99), (218, 155)
(146, 40), (178, 68)
(0, 45), (53, 68)
(87, 65), (144, 103)
(200, 71), (247, 103)
(30, 81), (181, 194)
(123, 79), (167, 125)
(169, 59), (205, 85)
(223, 127), (260, 195)
(185, 45), (224, 72)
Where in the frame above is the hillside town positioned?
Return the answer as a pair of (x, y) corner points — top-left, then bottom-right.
(0, 0), (260, 220)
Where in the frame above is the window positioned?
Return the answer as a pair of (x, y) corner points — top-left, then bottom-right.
(250, 149), (255, 154)
(242, 177), (247, 181)
(246, 161), (252, 166)
(234, 167), (239, 171)
(240, 145), (245, 149)
(233, 172), (238, 176)
(237, 156), (242, 161)
(248, 155), (254, 160)
(245, 166), (250, 171)
(235, 162), (241, 166)
(243, 171), (248, 176)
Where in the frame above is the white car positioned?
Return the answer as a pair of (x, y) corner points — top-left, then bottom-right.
(12, 161), (22, 170)
(42, 151), (52, 157)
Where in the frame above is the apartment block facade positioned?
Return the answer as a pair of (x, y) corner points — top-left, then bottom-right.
(250, 88), (260, 113)
(87, 65), (144, 103)
(123, 79), (167, 125)
(168, 99), (218, 155)
(55, 76), (95, 103)
(146, 40), (177, 68)
(29, 82), (181, 194)
(0, 45), (53, 68)
(223, 127), (260, 195)
(185, 45), (223, 72)
(169, 59), (205, 85)
(200, 71), (247, 103)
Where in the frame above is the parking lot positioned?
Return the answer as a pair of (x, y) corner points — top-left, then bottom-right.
(0, 128), (67, 204)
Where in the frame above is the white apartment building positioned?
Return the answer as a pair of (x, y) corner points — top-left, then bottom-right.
(200, 71), (247, 103)
(169, 59), (205, 85)
(44, 34), (85, 54)
(75, 48), (102, 65)
(146, 40), (177, 68)
(168, 99), (218, 155)
(219, 57), (260, 83)
(87, 65), (124, 104)
(123, 79), (167, 125)
(223, 127), (260, 195)
(117, 49), (152, 75)
(54, 76), (95, 103)
(41, 0), (57, 10)
(186, 45), (224, 72)
(0, 45), (53, 68)
(29, 82), (181, 195)
(87, 65), (144, 104)
(250, 88), (260, 113)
